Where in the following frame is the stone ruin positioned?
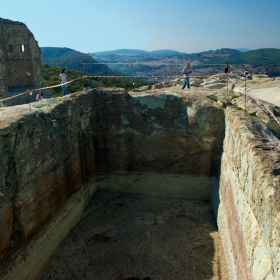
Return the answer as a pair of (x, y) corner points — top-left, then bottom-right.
(0, 18), (43, 96)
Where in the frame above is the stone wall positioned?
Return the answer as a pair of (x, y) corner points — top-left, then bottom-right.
(0, 18), (43, 95)
(218, 107), (280, 280)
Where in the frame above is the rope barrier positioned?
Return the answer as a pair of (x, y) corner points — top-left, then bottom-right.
(0, 73), (220, 103)
(82, 75), (213, 78)
(0, 73), (221, 104)
(0, 71), (257, 104)
(228, 77), (249, 93)
(0, 77), (84, 102)
(0, 61), (239, 104)
(0, 91), (29, 102)
(2, 68), (278, 128)
(229, 64), (245, 76)
(227, 77), (280, 126)
(81, 63), (226, 66)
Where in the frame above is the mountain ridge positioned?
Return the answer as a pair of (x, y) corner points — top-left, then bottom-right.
(41, 47), (117, 75)
(41, 47), (280, 78)
(88, 48), (254, 57)
(88, 49), (187, 56)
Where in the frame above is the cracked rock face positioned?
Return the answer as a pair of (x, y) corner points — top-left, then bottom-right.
(0, 88), (225, 267)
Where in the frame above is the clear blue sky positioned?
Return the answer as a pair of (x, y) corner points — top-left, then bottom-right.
(2, 0), (280, 53)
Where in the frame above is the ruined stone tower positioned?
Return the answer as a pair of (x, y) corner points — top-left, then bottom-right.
(0, 18), (43, 95)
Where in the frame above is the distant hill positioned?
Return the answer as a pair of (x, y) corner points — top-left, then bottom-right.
(211, 48), (280, 76)
(91, 47), (280, 78)
(213, 48), (280, 64)
(89, 49), (186, 57)
(235, 48), (251, 52)
(41, 47), (280, 81)
(41, 47), (117, 75)
(90, 49), (149, 56)
(87, 48), (242, 78)
(150, 50), (187, 56)
(89, 48), (256, 57)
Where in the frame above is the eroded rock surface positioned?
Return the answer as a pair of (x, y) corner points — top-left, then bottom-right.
(219, 107), (280, 280)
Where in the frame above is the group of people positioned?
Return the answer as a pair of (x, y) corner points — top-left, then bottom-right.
(36, 64), (264, 99)
(181, 62), (230, 90)
(180, 62), (259, 90)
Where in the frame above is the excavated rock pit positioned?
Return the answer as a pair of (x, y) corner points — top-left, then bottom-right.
(0, 82), (279, 279)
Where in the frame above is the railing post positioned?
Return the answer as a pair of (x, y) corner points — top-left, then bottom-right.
(245, 75), (247, 115)
(153, 64), (155, 93)
(227, 75), (228, 94)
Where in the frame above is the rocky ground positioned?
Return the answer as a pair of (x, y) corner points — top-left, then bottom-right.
(242, 76), (280, 106)
(130, 73), (280, 103)
(39, 191), (229, 280)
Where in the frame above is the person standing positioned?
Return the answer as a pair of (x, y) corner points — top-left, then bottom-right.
(224, 63), (229, 73)
(182, 62), (192, 90)
(59, 68), (68, 96)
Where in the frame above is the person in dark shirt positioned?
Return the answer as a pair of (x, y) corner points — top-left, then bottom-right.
(224, 63), (229, 73)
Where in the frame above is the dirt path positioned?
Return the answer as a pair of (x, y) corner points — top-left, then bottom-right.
(39, 191), (229, 280)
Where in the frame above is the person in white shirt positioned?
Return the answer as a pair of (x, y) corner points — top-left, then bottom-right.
(59, 68), (68, 96)
(182, 62), (192, 89)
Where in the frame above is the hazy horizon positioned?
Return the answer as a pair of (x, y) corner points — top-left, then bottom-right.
(2, 0), (280, 54)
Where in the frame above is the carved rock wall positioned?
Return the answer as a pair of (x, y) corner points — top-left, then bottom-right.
(218, 107), (280, 280)
(0, 88), (224, 269)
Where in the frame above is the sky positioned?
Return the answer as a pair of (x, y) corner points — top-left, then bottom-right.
(2, 0), (280, 54)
